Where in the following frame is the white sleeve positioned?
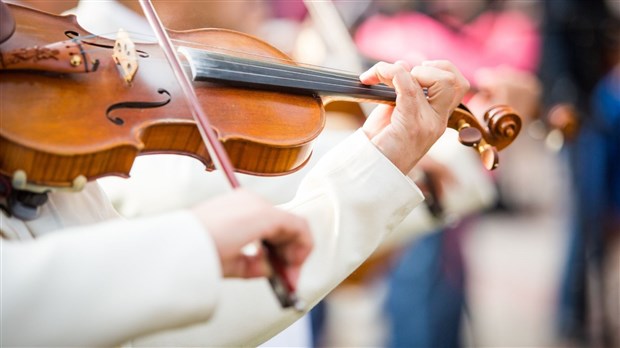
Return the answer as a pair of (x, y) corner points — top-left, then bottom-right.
(131, 129), (425, 346)
(1, 211), (222, 347)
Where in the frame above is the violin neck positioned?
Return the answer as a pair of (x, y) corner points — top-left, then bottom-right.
(179, 47), (396, 105)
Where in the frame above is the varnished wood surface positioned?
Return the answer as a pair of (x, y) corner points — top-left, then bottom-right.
(0, 4), (324, 188)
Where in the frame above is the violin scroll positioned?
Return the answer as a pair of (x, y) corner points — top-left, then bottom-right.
(484, 105), (521, 150)
(448, 104), (521, 170)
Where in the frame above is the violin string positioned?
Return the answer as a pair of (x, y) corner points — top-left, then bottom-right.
(143, 32), (369, 79)
(179, 49), (395, 92)
(172, 48), (372, 89)
(71, 32), (396, 95)
(182, 53), (395, 96)
(76, 46), (395, 98)
(70, 33), (471, 112)
(193, 65), (397, 98)
(72, 31), (373, 83)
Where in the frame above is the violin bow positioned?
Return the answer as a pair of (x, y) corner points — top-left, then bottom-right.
(137, 0), (301, 310)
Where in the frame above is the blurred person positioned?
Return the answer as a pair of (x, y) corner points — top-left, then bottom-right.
(355, 0), (540, 82)
(539, 0), (620, 345)
(352, 1), (542, 347)
(1, 1), (472, 347)
(591, 56), (620, 348)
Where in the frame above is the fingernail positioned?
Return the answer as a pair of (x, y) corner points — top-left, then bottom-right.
(359, 71), (370, 82)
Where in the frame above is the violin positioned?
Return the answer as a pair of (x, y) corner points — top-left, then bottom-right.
(0, 3), (521, 193)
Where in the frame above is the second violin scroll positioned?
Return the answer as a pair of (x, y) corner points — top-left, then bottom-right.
(448, 104), (521, 170)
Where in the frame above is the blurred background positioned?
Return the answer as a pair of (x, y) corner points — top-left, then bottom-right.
(10, 0), (618, 346)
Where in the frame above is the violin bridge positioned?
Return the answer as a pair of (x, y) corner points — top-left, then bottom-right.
(112, 28), (138, 83)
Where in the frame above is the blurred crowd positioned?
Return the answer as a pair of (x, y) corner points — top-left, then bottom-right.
(9, 0), (618, 346)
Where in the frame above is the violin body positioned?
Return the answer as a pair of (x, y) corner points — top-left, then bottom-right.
(0, 4), (323, 189)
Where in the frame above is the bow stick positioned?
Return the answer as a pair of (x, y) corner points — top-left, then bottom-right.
(138, 0), (301, 310)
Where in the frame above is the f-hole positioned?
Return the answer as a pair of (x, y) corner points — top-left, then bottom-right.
(106, 88), (171, 125)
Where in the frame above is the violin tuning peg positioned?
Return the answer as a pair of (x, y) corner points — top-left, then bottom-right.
(458, 127), (482, 147)
(480, 145), (499, 171)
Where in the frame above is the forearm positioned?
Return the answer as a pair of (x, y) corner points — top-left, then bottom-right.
(290, 130), (424, 297)
(132, 129), (424, 346)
